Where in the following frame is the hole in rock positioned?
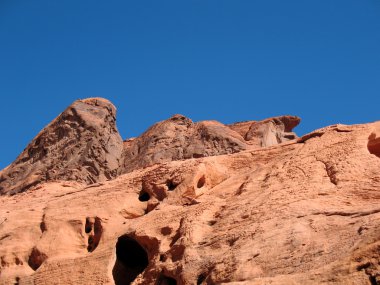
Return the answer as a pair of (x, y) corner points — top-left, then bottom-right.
(369, 275), (377, 285)
(197, 176), (206, 188)
(197, 273), (207, 285)
(138, 191), (150, 202)
(85, 217), (92, 233)
(161, 227), (172, 236)
(40, 221), (47, 233)
(368, 134), (380, 158)
(86, 217), (103, 252)
(112, 235), (149, 285)
(193, 153), (203, 158)
(87, 236), (95, 252)
(15, 257), (22, 265)
(166, 180), (177, 191)
(157, 275), (177, 285)
(28, 247), (47, 271)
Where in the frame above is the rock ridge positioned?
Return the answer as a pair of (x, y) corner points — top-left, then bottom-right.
(0, 98), (300, 195)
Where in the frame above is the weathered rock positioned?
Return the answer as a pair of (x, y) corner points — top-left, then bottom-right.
(0, 98), (123, 195)
(228, 115), (301, 147)
(1, 99), (379, 285)
(121, 115), (300, 174)
(121, 114), (249, 173)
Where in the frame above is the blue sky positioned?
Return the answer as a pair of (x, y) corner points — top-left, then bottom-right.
(0, 0), (379, 169)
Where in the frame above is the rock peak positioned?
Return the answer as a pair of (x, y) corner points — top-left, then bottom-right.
(0, 98), (123, 195)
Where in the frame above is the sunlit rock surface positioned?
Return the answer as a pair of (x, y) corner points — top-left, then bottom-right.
(0, 98), (379, 285)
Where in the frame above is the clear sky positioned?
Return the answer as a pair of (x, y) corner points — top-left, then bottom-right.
(0, 0), (379, 169)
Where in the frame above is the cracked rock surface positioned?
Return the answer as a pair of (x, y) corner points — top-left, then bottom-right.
(0, 98), (380, 285)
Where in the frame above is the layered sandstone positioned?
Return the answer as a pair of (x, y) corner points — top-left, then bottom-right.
(0, 98), (379, 285)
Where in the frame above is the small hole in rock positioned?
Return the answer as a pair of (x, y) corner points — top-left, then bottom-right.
(161, 227), (172, 236)
(193, 153), (203, 158)
(139, 191), (150, 202)
(197, 273), (207, 285)
(368, 134), (380, 158)
(157, 275), (177, 285)
(112, 235), (149, 285)
(87, 236), (94, 252)
(40, 221), (47, 233)
(87, 217), (103, 252)
(369, 275), (377, 285)
(15, 257), (22, 265)
(197, 176), (206, 188)
(166, 180), (177, 191)
(28, 247), (47, 271)
(159, 254), (166, 262)
(85, 217), (92, 233)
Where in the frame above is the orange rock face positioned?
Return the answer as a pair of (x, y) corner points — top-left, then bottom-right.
(0, 98), (123, 195)
(0, 98), (380, 285)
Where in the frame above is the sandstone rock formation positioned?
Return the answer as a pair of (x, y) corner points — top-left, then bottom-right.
(228, 115), (300, 147)
(0, 98), (123, 195)
(0, 98), (380, 285)
(121, 114), (300, 173)
(121, 115), (247, 173)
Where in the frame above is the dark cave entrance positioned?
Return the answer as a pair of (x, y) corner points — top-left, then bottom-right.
(166, 180), (177, 191)
(112, 235), (149, 285)
(138, 191), (151, 202)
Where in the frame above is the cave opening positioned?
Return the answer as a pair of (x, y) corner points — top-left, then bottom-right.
(112, 235), (149, 285)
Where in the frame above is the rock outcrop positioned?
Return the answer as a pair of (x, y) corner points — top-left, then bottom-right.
(121, 115), (248, 173)
(121, 114), (300, 173)
(0, 98), (379, 285)
(228, 115), (300, 147)
(0, 98), (123, 195)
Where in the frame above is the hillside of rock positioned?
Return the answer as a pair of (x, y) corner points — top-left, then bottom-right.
(0, 98), (380, 285)
(0, 98), (123, 195)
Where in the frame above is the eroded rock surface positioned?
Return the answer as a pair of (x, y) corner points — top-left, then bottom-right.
(228, 115), (300, 147)
(121, 115), (300, 174)
(0, 98), (379, 285)
(121, 115), (248, 174)
(0, 98), (123, 195)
